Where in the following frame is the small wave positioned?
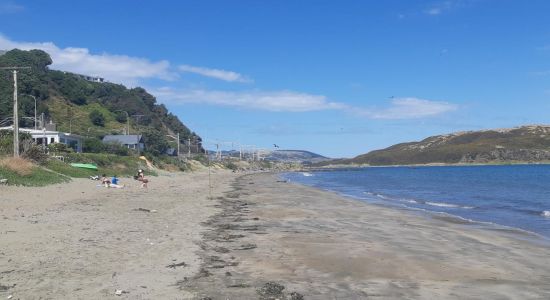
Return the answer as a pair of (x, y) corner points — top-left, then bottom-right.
(301, 172), (314, 177)
(425, 201), (474, 209)
(542, 210), (550, 218)
(426, 201), (460, 208)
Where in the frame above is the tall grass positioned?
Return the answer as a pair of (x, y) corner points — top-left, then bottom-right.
(0, 157), (69, 186)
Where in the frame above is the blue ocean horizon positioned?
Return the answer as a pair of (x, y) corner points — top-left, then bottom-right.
(282, 165), (550, 239)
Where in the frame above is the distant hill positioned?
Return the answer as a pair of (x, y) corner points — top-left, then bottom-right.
(318, 125), (550, 166)
(0, 49), (202, 155)
(209, 149), (329, 164)
(264, 150), (330, 164)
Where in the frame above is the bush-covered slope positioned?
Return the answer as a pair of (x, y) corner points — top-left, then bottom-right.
(0, 49), (202, 155)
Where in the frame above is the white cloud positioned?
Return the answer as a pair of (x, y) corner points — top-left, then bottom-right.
(0, 34), (175, 85)
(0, 1), (23, 14)
(154, 88), (458, 118)
(153, 88), (345, 112)
(355, 97), (458, 119)
(179, 65), (251, 83)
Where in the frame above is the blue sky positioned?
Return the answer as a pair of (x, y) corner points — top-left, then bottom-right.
(1, 0), (550, 157)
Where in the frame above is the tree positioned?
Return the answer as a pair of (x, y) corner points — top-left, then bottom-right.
(115, 111), (127, 123)
(142, 129), (169, 156)
(89, 110), (105, 127)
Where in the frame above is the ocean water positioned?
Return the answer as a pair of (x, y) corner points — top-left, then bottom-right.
(282, 165), (550, 239)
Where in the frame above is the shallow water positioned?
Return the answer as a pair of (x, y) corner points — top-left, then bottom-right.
(283, 165), (550, 239)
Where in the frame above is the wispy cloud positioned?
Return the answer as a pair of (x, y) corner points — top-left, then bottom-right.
(353, 98), (458, 119)
(154, 87), (458, 119)
(0, 1), (23, 14)
(531, 70), (550, 76)
(424, 0), (464, 16)
(179, 64), (252, 83)
(0, 34), (175, 85)
(536, 45), (550, 51)
(153, 88), (344, 112)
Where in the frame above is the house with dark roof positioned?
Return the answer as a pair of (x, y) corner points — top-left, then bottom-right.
(102, 135), (144, 151)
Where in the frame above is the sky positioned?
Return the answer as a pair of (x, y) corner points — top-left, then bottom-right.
(1, 0), (549, 157)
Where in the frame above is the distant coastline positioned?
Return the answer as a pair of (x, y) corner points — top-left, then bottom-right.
(307, 160), (550, 170)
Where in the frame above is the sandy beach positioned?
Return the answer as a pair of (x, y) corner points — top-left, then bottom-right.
(0, 169), (234, 299)
(2, 171), (550, 299)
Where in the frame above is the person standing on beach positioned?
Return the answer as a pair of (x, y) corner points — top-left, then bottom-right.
(137, 169), (148, 188)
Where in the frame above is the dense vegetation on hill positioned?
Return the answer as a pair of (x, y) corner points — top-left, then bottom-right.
(319, 126), (550, 166)
(0, 49), (202, 156)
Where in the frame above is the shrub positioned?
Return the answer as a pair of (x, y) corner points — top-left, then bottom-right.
(104, 142), (130, 156)
(22, 145), (49, 164)
(89, 110), (105, 126)
(83, 138), (105, 153)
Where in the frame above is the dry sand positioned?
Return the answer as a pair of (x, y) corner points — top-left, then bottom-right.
(1, 170), (550, 299)
(0, 169), (234, 299)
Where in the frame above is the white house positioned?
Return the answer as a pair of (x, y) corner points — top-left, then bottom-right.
(0, 126), (84, 153)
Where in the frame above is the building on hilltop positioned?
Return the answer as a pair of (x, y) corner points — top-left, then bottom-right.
(63, 71), (105, 83)
(102, 135), (144, 151)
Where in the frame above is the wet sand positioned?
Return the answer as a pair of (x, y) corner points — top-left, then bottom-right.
(186, 172), (550, 299)
(1, 171), (550, 299)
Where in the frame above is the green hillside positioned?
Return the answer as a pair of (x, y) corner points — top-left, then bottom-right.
(0, 49), (202, 156)
(319, 125), (550, 166)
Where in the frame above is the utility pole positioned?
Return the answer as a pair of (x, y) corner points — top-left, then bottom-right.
(115, 110), (130, 135)
(188, 137), (191, 157)
(21, 94), (37, 130)
(131, 114), (144, 133)
(177, 132), (180, 157)
(1, 67), (31, 157)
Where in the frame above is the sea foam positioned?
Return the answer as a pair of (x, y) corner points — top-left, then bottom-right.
(542, 210), (550, 218)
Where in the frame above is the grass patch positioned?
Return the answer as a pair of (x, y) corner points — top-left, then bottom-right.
(0, 157), (69, 186)
(0, 157), (34, 176)
(45, 159), (98, 178)
(54, 153), (156, 177)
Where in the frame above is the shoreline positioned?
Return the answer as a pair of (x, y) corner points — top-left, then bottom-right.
(186, 172), (550, 299)
(286, 167), (550, 244)
(290, 178), (550, 245)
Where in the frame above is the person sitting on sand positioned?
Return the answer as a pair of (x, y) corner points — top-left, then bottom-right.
(109, 175), (124, 189)
(100, 174), (111, 187)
